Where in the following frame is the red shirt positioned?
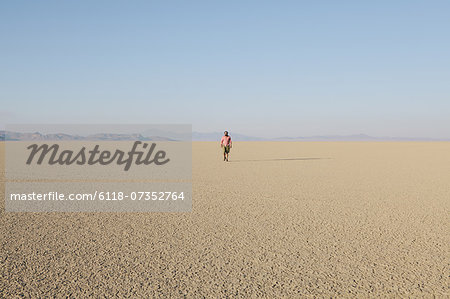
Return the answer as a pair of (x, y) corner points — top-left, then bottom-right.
(220, 135), (232, 146)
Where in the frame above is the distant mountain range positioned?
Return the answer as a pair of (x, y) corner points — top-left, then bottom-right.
(267, 133), (450, 142)
(1, 131), (448, 142)
(192, 132), (449, 141)
(0, 131), (175, 141)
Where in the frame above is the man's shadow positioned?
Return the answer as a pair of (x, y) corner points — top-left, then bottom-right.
(228, 157), (328, 162)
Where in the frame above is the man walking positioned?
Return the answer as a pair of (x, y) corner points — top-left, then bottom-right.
(220, 131), (232, 161)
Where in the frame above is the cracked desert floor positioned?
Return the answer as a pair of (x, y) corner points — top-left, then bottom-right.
(1, 142), (449, 297)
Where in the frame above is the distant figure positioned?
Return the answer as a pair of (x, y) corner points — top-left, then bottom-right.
(220, 131), (232, 161)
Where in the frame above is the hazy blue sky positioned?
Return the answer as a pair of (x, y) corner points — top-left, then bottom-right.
(1, 1), (449, 138)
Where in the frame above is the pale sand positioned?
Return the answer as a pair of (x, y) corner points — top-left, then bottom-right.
(1, 142), (449, 297)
